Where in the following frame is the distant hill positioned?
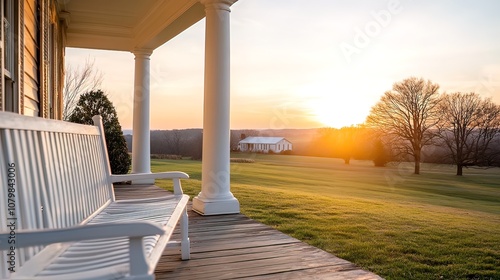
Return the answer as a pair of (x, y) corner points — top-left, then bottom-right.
(124, 128), (322, 155)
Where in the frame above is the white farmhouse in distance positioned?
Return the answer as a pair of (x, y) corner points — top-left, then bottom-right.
(238, 137), (292, 153)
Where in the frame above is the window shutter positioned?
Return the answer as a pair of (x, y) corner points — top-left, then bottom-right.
(39, 0), (50, 118)
(18, 0), (24, 114)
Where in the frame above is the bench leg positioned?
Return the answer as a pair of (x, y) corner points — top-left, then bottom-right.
(181, 207), (190, 260)
(130, 237), (151, 277)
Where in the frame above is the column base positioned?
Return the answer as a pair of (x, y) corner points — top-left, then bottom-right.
(192, 196), (240, 216)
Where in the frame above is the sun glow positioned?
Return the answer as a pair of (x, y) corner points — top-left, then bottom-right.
(309, 98), (366, 128)
(298, 82), (373, 128)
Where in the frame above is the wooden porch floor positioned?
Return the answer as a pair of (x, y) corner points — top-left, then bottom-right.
(114, 184), (383, 280)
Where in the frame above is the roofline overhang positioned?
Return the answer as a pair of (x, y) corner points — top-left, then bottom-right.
(61, 0), (206, 52)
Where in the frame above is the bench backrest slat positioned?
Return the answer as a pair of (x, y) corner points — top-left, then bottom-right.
(0, 112), (114, 269)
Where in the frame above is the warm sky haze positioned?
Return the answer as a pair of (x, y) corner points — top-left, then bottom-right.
(66, 0), (500, 130)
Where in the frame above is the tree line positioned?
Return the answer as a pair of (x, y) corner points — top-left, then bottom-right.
(309, 77), (500, 176)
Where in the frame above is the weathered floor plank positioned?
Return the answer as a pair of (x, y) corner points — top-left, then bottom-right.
(114, 184), (383, 280)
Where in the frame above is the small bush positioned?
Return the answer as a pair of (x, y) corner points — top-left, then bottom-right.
(150, 154), (183, 160)
(230, 158), (255, 163)
(68, 90), (131, 174)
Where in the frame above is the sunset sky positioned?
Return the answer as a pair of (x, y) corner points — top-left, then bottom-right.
(66, 0), (500, 130)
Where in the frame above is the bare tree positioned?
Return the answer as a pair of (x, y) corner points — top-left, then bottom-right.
(168, 130), (183, 155)
(366, 77), (441, 174)
(437, 92), (500, 175)
(230, 131), (242, 151)
(63, 58), (103, 120)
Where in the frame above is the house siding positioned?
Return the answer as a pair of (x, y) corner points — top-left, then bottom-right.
(1, 0), (64, 119)
(23, 0), (40, 116)
(274, 139), (292, 153)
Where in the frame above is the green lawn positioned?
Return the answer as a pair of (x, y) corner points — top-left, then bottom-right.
(153, 154), (500, 280)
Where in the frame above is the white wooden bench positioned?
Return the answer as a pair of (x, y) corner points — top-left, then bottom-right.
(0, 112), (190, 280)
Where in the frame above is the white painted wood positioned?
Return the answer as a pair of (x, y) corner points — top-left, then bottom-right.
(92, 115), (116, 201)
(173, 178), (183, 195)
(193, 0), (240, 215)
(0, 111), (99, 134)
(181, 209), (190, 260)
(131, 50), (153, 185)
(130, 236), (150, 277)
(0, 223), (164, 250)
(0, 111), (190, 279)
(64, 1), (205, 52)
(132, 195), (190, 274)
(109, 172), (189, 184)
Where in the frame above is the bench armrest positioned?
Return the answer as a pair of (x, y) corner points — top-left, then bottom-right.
(110, 171), (189, 183)
(0, 222), (165, 277)
(0, 222), (164, 250)
(110, 172), (189, 195)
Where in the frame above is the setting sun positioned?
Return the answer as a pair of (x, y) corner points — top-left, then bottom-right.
(297, 81), (378, 128)
(308, 97), (370, 128)
(311, 101), (353, 128)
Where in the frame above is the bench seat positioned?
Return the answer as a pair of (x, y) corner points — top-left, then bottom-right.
(20, 195), (189, 280)
(0, 112), (190, 279)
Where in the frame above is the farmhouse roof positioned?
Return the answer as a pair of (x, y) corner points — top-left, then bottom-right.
(239, 137), (290, 144)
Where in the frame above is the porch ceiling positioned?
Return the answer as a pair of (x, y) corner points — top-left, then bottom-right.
(58, 0), (205, 52)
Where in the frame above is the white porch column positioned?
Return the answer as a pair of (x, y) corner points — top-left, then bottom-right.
(131, 49), (154, 184)
(193, 0), (239, 215)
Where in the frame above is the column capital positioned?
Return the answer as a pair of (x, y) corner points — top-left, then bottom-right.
(199, 0), (237, 12)
(133, 49), (153, 58)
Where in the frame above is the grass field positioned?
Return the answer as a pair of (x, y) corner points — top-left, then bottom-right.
(153, 154), (500, 280)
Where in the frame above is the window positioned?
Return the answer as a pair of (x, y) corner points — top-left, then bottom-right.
(3, 0), (18, 112)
